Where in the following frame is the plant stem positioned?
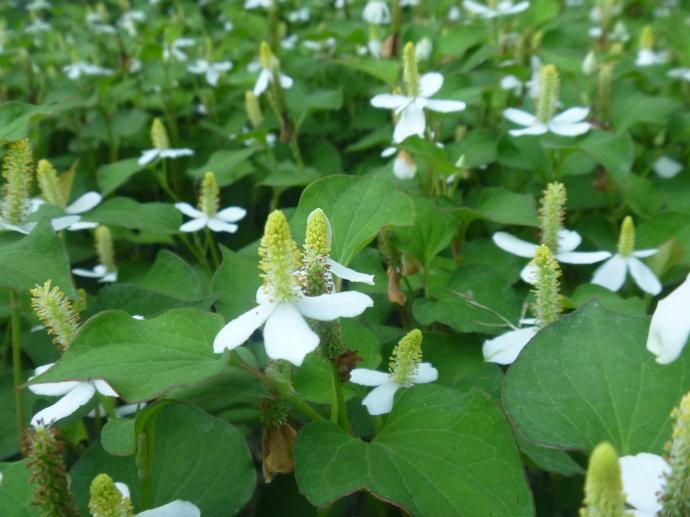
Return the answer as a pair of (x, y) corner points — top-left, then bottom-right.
(205, 228), (221, 269)
(10, 290), (24, 438)
(330, 364), (350, 432)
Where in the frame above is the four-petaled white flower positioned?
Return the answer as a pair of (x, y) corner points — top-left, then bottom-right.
(483, 318), (539, 365)
(363, 0), (390, 24)
(591, 250), (661, 295)
(64, 63), (114, 80)
(113, 482), (201, 517)
(163, 37), (195, 62)
(350, 362), (438, 415)
(28, 363), (118, 427)
(188, 59), (233, 86)
(371, 72), (466, 143)
(493, 230), (611, 283)
(175, 202), (246, 233)
(214, 286), (373, 366)
(72, 264), (117, 283)
(619, 453), (670, 516)
(647, 273), (690, 364)
(463, 0), (529, 19)
(504, 107), (591, 137)
(138, 146), (193, 166)
(253, 66), (294, 97)
(34, 191), (102, 231)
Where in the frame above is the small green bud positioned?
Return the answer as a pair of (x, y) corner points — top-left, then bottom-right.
(539, 182), (567, 253)
(536, 64), (560, 123)
(30, 280), (80, 353)
(260, 41), (276, 70)
(95, 225), (116, 274)
(198, 171), (219, 217)
(259, 211), (301, 302)
(36, 159), (67, 209)
(390, 329), (423, 385)
(639, 25), (654, 50)
(259, 398), (289, 428)
(88, 473), (134, 517)
(245, 90), (263, 128)
(617, 216), (635, 257)
(531, 245), (561, 328)
(403, 42), (419, 97)
(2, 139), (33, 225)
(150, 118), (169, 150)
(26, 427), (79, 516)
(660, 392), (690, 514)
(580, 442), (629, 517)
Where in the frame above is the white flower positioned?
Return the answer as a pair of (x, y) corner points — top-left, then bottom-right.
(415, 37), (433, 61)
(504, 106), (591, 137)
(63, 63), (114, 80)
(392, 149), (417, 179)
(72, 264), (117, 283)
(500, 75), (524, 94)
(371, 72), (466, 143)
(448, 6), (461, 21)
(282, 34), (299, 50)
(619, 453), (670, 516)
(213, 287), (373, 366)
(654, 156), (683, 179)
(245, 0), (272, 8)
(483, 318), (539, 365)
(582, 51), (597, 75)
(592, 251), (661, 296)
(350, 363), (438, 415)
(27, 0), (50, 10)
(493, 229), (611, 283)
(187, 59), (233, 87)
(174, 203), (246, 233)
(25, 19), (51, 34)
(28, 363), (118, 427)
(647, 273), (690, 364)
(138, 147), (193, 167)
(287, 7), (310, 22)
(363, 0), (390, 24)
(114, 482), (200, 517)
(463, 0), (530, 19)
(35, 192), (102, 231)
(163, 38), (195, 62)
(636, 49), (668, 67)
(253, 67), (293, 96)
(669, 68), (690, 82)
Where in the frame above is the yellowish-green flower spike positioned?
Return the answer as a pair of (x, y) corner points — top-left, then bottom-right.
(639, 25), (654, 50)
(301, 208), (333, 296)
(403, 42), (419, 97)
(259, 210), (301, 302)
(30, 280), (80, 353)
(88, 473), (134, 517)
(150, 118), (169, 150)
(36, 159), (67, 209)
(580, 442), (629, 517)
(536, 65), (560, 123)
(260, 41), (276, 70)
(2, 139), (33, 225)
(390, 329), (423, 386)
(26, 427), (79, 517)
(539, 182), (567, 253)
(198, 171), (219, 217)
(596, 63), (613, 122)
(531, 245), (562, 328)
(660, 391), (690, 515)
(245, 90), (264, 129)
(617, 216), (635, 257)
(95, 225), (116, 273)
(304, 208), (331, 257)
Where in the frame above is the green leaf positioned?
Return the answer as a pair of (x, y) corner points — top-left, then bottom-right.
(414, 265), (521, 334)
(293, 88), (344, 128)
(503, 301), (690, 455)
(101, 418), (136, 456)
(211, 246), (261, 320)
(33, 309), (226, 402)
(0, 372), (34, 460)
(295, 387), (533, 515)
(96, 158), (145, 196)
(437, 24), (487, 58)
(398, 136), (456, 175)
(85, 197), (181, 234)
(292, 173), (415, 265)
(0, 101), (55, 144)
(460, 187), (540, 227)
(334, 58), (399, 86)
(187, 148), (257, 186)
(0, 460), (39, 517)
(578, 131), (633, 184)
(449, 129), (499, 168)
(0, 220), (76, 297)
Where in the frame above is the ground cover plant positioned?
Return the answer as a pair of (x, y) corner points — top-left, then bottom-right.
(0, 0), (690, 515)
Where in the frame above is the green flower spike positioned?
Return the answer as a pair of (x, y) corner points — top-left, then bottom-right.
(30, 280), (79, 353)
(259, 210), (301, 302)
(150, 118), (169, 150)
(2, 139), (33, 225)
(531, 244), (562, 328)
(661, 391), (690, 514)
(95, 225), (117, 274)
(198, 171), (220, 217)
(88, 473), (134, 517)
(36, 159), (66, 209)
(301, 208), (333, 296)
(539, 182), (567, 254)
(403, 42), (419, 97)
(390, 329), (423, 386)
(536, 65), (560, 123)
(580, 442), (629, 517)
(245, 90), (263, 128)
(617, 216), (635, 257)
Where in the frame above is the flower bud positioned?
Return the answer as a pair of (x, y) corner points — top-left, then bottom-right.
(198, 171), (219, 217)
(2, 139), (33, 225)
(390, 329), (423, 385)
(30, 280), (79, 353)
(305, 208), (331, 256)
(531, 245), (561, 328)
(393, 150), (417, 180)
(403, 42), (419, 97)
(539, 182), (567, 254)
(245, 90), (263, 129)
(582, 51), (597, 76)
(36, 159), (66, 209)
(639, 25), (654, 50)
(617, 216), (635, 257)
(660, 391), (690, 514)
(415, 37), (433, 62)
(580, 442), (628, 517)
(259, 41), (277, 71)
(88, 473), (134, 517)
(536, 65), (559, 123)
(95, 225), (116, 274)
(150, 118), (169, 150)
(259, 210), (301, 302)
(301, 208), (333, 296)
